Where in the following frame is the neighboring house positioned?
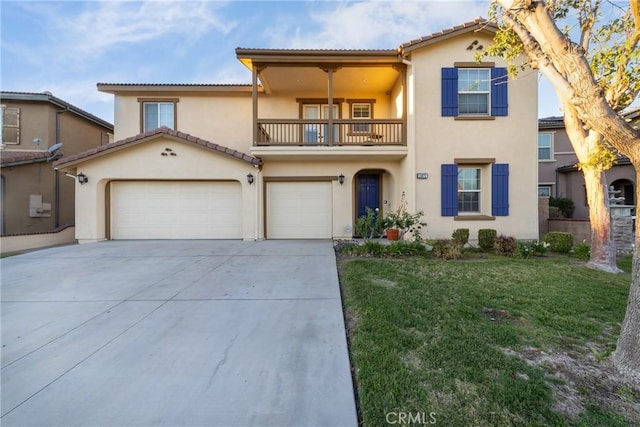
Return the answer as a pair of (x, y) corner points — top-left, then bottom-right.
(0, 91), (113, 235)
(538, 107), (640, 218)
(54, 18), (539, 243)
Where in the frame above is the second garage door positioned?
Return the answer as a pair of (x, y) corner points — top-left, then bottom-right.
(111, 181), (242, 239)
(266, 181), (332, 239)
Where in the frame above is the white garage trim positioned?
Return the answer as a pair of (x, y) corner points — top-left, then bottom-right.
(266, 181), (332, 239)
(111, 181), (242, 239)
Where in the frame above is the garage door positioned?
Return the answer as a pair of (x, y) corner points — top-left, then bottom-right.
(111, 181), (242, 239)
(266, 181), (332, 239)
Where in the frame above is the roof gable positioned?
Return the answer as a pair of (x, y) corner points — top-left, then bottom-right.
(53, 127), (261, 169)
(400, 17), (497, 53)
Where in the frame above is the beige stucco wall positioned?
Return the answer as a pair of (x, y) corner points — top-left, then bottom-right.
(0, 226), (75, 254)
(406, 32), (539, 240)
(71, 137), (259, 242)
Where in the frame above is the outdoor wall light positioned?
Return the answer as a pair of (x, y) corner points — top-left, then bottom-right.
(338, 174), (345, 185)
(77, 173), (88, 185)
(247, 173), (254, 185)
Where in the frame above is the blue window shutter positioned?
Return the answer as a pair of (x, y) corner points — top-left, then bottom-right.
(441, 68), (458, 116)
(441, 164), (458, 216)
(492, 163), (509, 216)
(491, 67), (508, 116)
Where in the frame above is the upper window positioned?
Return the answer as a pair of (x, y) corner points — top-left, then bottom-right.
(139, 99), (178, 132)
(351, 103), (372, 133)
(1, 106), (20, 145)
(144, 102), (174, 131)
(458, 69), (490, 115)
(538, 133), (553, 160)
(458, 167), (481, 213)
(441, 67), (508, 117)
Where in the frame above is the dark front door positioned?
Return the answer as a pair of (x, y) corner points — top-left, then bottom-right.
(357, 174), (380, 218)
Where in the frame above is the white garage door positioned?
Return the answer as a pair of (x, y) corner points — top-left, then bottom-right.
(111, 181), (242, 239)
(267, 181), (332, 239)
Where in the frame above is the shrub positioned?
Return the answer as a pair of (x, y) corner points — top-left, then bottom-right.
(543, 232), (574, 253)
(355, 207), (384, 240)
(574, 242), (591, 261)
(478, 229), (497, 251)
(549, 197), (575, 218)
(451, 228), (470, 246)
(517, 241), (547, 259)
(386, 241), (428, 257)
(361, 241), (386, 256)
(432, 239), (462, 260)
(334, 241), (358, 253)
(495, 235), (517, 256)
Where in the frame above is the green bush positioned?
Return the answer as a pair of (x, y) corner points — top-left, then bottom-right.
(432, 239), (462, 260)
(451, 228), (470, 246)
(495, 235), (517, 256)
(517, 241), (547, 259)
(355, 207), (384, 240)
(543, 232), (574, 253)
(574, 242), (591, 261)
(334, 241), (359, 253)
(549, 197), (575, 218)
(478, 229), (497, 251)
(361, 241), (386, 256)
(386, 241), (428, 257)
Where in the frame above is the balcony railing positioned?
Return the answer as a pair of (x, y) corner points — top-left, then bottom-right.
(256, 119), (404, 146)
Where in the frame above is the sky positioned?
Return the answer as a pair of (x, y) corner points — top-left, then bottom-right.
(1, 0), (564, 124)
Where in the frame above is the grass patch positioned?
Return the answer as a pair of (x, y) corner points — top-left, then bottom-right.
(339, 255), (636, 426)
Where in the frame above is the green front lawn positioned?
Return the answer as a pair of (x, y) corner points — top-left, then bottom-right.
(339, 255), (638, 426)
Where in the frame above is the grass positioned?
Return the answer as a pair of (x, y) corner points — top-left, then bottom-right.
(338, 254), (635, 426)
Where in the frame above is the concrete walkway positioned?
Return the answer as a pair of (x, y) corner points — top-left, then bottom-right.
(1, 240), (357, 427)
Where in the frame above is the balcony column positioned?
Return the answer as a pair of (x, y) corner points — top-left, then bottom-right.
(252, 65), (262, 146)
(322, 65), (340, 146)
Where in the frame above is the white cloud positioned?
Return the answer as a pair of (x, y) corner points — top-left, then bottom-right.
(265, 0), (490, 49)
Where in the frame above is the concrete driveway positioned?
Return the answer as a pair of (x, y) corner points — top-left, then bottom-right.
(1, 240), (357, 427)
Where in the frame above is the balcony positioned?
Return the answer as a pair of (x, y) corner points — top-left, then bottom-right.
(256, 119), (404, 146)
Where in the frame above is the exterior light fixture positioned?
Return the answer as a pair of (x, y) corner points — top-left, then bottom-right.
(77, 173), (88, 185)
(247, 173), (254, 185)
(338, 174), (345, 185)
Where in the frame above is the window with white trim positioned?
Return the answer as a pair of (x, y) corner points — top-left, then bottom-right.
(351, 103), (371, 133)
(1, 106), (20, 145)
(458, 69), (490, 115)
(458, 167), (481, 212)
(538, 133), (553, 160)
(143, 102), (175, 132)
(538, 186), (551, 197)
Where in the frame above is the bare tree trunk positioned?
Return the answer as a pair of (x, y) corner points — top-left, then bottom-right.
(612, 167), (640, 382)
(582, 167), (622, 273)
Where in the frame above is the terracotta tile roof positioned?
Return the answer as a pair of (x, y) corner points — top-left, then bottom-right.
(53, 127), (262, 168)
(1, 150), (54, 166)
(399, 17), (498, 52)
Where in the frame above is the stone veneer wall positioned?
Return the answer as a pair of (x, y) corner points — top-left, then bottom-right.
(613, 216), (634, 255)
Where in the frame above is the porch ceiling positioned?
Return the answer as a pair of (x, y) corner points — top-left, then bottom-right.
(258, 66), (400, 94)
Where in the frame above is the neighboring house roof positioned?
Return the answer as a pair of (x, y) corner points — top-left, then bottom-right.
(538, 116), (565, 130)
(0, 150), (60, 167)
(53, 126), (262, 169)
(0, 91), (113, 131)
(399, 17), (497, 53)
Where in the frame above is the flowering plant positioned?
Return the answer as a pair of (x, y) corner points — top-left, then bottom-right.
(383, 192), (427, 240)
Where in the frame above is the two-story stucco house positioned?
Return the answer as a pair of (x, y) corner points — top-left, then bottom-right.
(538, 107), (639, 219)
(54, 18), (539, 243)
(1, 91), (113, 236)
